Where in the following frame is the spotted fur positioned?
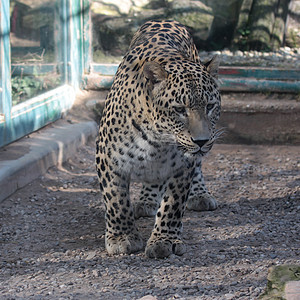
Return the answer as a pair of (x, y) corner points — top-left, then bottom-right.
(96, 20), (221, 258)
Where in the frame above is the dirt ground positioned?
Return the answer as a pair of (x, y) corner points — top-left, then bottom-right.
(0, 134), (299, 299)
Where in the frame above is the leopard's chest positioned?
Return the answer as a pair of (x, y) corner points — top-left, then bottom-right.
(117, 137), (193, 183)
(132, 153), (185, 183)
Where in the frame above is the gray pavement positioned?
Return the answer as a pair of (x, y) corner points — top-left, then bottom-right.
(0, 119), (98, 202)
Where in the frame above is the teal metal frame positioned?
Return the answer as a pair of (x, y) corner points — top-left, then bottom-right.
(85, 63), (300, 93)
(0, 0), (11, 126)
(0, 0), (88, 148)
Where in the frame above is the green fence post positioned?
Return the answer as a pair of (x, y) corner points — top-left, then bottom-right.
(82, 0), (91, 74)
(0, 0), (12, 143)
(64, 0), (87, 90)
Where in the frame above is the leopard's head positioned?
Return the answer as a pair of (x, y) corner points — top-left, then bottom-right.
(143, 56), (222, 155)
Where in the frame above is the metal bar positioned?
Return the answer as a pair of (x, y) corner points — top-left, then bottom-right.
(85, 64), (300, 93)
(83, 74), (300, 93)
(91, 64), (119, 76)
(65, 0), (85, 90)
(61, 0), (69, 84)
(83, 74), (114, 90)
(0, 0), (12, 131)
(90, 63), (300, 81)
(221, 78), (300, 93)
(11, 64), (56, 76)
(219, 67), (300, 81)
(68, 0), (76, 88)
(82, 0), (91, 73)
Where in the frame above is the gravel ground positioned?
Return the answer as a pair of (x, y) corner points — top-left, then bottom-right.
(0, 141), (299, 300)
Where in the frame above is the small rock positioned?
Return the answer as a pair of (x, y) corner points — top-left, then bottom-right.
(224, 293), (235, 299)
(86, 251), (96, 260)
(92, 269), (100, 277)
(138, 296), (157, 300)
(57, 267), (66, 273)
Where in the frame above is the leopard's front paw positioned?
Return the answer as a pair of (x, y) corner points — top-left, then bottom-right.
(133, 201), (158, 219)
(145, 238), (186, 258)
(105, 232), (144, 255)
(186, 192), (218, 211)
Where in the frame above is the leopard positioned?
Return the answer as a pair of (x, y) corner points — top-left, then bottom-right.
(96, 20), (222, 258)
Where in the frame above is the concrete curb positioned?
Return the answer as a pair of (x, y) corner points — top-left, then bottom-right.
(0, 120), (98, 202)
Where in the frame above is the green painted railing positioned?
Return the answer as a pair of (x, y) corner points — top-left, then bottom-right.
(84, 64), (300, 93)
(0, 0), (11, 126)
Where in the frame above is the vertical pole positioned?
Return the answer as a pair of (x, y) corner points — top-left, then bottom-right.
(61, 0), (70, 85)
(55, 0), (68, 85)
(82, 0), (91, 74)
(0, 0), (12, 142)
(68, 0), (85, 90)
(70, 0), (80, 89)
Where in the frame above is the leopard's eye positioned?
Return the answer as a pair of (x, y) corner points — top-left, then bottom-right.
(206, 103), (215, 112)
(173, 106), (186, 115)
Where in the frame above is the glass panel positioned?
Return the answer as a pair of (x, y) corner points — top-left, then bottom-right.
(10, 0), (62, 106)
(91, 0), (299, 69)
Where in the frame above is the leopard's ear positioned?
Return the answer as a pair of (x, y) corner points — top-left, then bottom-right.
(143, 61), (168, 86)
(204, 55), (219, 78)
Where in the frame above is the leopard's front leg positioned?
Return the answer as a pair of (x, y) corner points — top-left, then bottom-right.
(145, 170), (192, 258)
(134, 183), (164, 219)
(186, 157), (218, 211)
(97, 156), (143, 255)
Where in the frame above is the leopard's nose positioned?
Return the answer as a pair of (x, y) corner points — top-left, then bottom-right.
(192, 138), (209, 148)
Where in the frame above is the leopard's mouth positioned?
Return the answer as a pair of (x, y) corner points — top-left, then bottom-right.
(190, 147), (207, 156)
(191, 140), (214, 155)
(178, 144), (206, 156)
(193, 149), (205, 155)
